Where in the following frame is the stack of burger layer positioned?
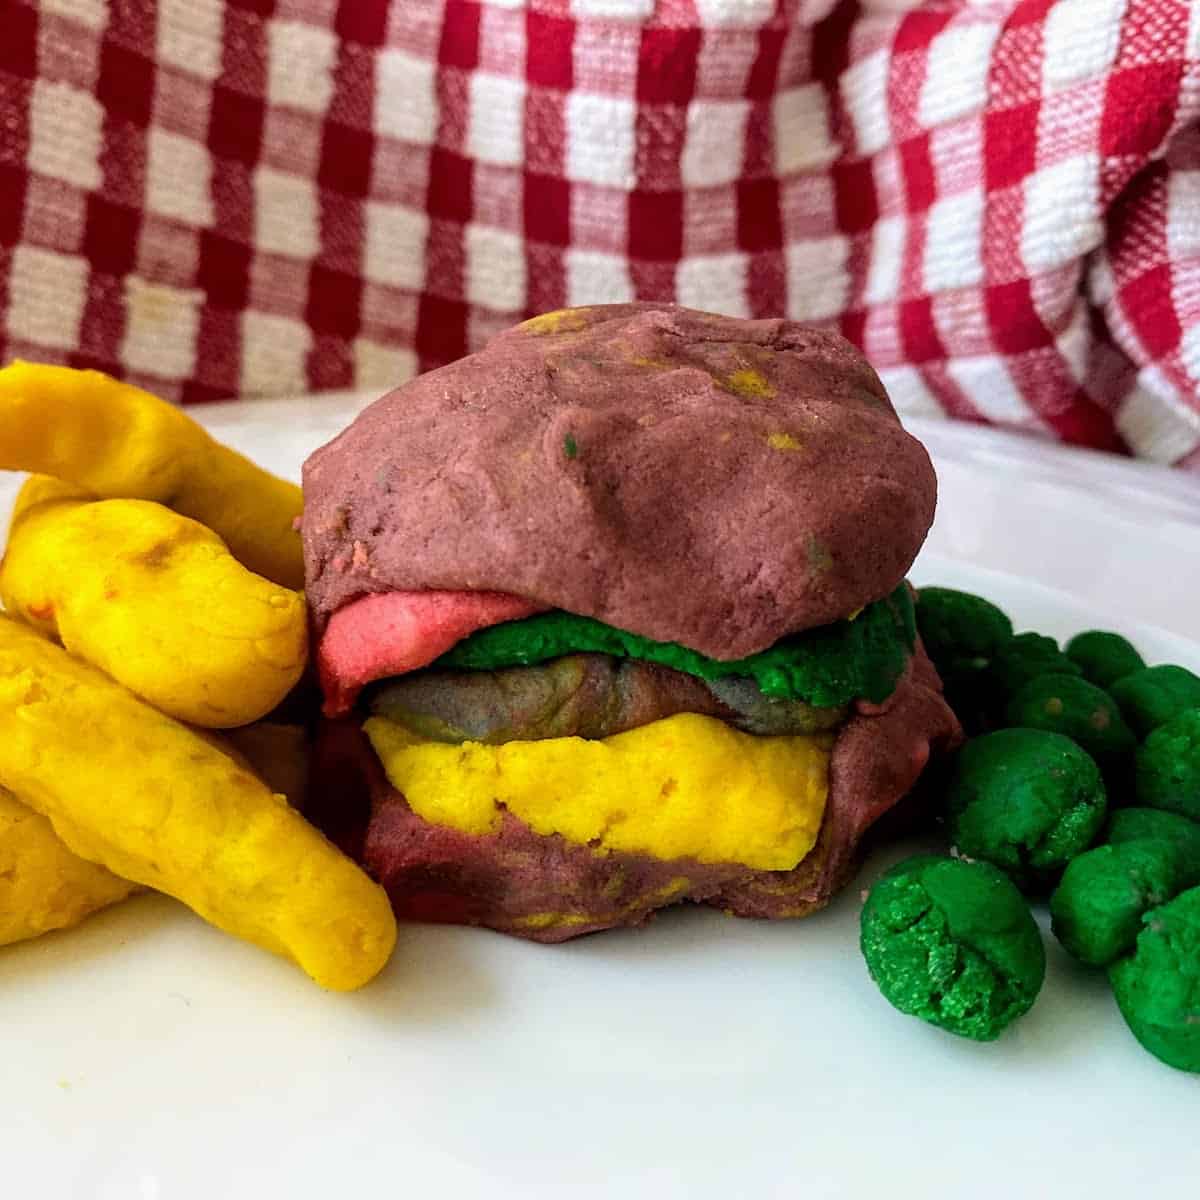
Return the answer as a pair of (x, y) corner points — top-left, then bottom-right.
(302, 304), (960, 942)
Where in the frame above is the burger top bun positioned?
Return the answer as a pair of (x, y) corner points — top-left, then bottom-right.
(302, 304), (936, 661)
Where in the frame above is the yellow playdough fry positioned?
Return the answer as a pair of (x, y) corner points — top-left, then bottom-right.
(10, 473), (91, 518)
(1, 477), (308, 729)
(0, 786), (137, 947)
(0, 617), (397, 990)
(0, 361), (303, 587)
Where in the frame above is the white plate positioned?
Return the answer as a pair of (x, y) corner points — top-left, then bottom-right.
(3, 400), (1200, 1200)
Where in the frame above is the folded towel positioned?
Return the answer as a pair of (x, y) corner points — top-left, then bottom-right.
(1, 0), (1197, 465)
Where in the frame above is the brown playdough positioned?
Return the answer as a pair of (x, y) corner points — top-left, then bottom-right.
(302, 304), (937, 658)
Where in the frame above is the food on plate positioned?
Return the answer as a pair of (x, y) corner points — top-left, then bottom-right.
(1, 317), (1192, 1067)
(1065, 630), (1146, 690)
(0, 786), (137, 946)
(8, 471), (91, 519)
(1, 476), (307, 728)
(1004, 674), (1135, 763)
(0, 390), (329, 971)
(944, 728), (1107, 891)
(0, 361), (303, 587)
(900, 594), (1200, 1064)
(912, 585), (1017, 734)
(1109, 665), (1200, 738)
(987, 632), (1081, 703)
(859, 853), (1045, 1041)
(1049, 839), (1197, 967)
(914, 587), (1013, 675)
(1109, 886), (1200, 1073)
(0, 616), (395, 990)
(1107, 807), (1200, 868)
(913, 588), (1016, 735)
(301, 302), (960, 940)
(923, 624), (1088, 738)
(1134, 709), (1200, 820)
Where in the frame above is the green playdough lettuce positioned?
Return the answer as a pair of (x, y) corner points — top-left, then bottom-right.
(435, 583), (916, 707)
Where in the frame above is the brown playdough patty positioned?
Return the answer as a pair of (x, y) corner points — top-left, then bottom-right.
(302, 304), (937, 659)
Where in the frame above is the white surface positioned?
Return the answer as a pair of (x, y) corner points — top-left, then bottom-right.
(3, 402), (1200, 1200)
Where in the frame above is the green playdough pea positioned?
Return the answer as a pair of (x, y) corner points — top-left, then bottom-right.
(915, 588), (1015, 735)
(1109, 886), (1200, 1074)
(989, 633), (1082, 701)
(915, 587), (1014, 669)
(1066, 631), (1146, 690)
(1108, 807), (1200, 872)
(860, 854), (1045, 1042)
(1005, 674), (1135, 762)
(1049, 840), (1187, 967)
(1110, 665), (1200, 738)
(1134, 708), (1200, 822)
(945, 728), (1107, 889)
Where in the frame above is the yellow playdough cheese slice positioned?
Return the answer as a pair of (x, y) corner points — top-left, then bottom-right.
(365, 711), (832, 870)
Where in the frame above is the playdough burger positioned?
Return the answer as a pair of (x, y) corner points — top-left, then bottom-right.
(302, 304), (960, 941)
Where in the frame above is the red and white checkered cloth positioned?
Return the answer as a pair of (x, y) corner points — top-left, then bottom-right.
(2, 0), (1199, 466)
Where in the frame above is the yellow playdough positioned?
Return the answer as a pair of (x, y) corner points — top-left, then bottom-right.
(512, 877), (694, 934)
(727, 368), (776, 398)
(766, 432), (803, 451)
(365, 712), (832, 870)
(1, 477), (307, 729)
(0, 616), (396, 991)
(0, 361), (303, 587)
(0, 786), (137, 947)
(518, 308), (591, 335)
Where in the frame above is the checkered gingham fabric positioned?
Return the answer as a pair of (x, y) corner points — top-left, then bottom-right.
(2, 0), (1199, 466)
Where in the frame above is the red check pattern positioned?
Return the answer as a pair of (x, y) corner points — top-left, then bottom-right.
(2, 0), (1199, 465)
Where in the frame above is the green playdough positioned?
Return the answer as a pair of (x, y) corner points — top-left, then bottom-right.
(988, 632), (1081, 701)
(1050, 840), (1190, 967)
(1110, 665), (1200, 738)
(1108, 808), (1200, 872)
(1066, 631), (1146, 690)
(1005, 674), (1135, 762)
(915, 587), (1013, 669)
(860, 854), (1045, 1042)
(437, 583), (916, 708)
(915, 588), (1014, 734)
(1135, 708), (1200, 821)
(1109, 886), (1200, 1074)
(945, 728), (1107, 890)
